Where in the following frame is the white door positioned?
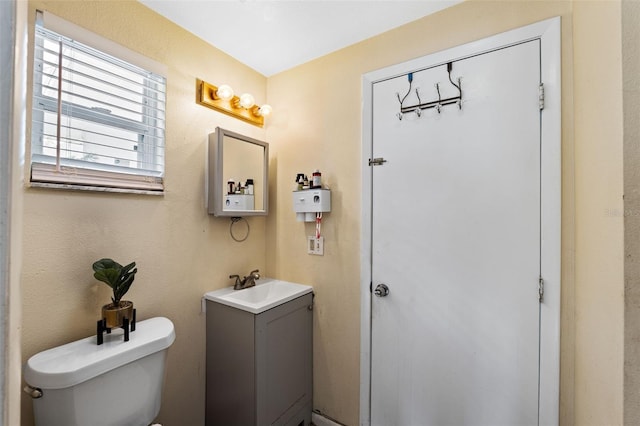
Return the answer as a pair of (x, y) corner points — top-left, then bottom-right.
(370, 40), (542, 426)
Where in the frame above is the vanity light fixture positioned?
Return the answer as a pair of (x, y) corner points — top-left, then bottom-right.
(216, 84), (234, 101)
(196, 79), (271, 127)
(238, 93), (255, 109)
(255, 104), (272, 117)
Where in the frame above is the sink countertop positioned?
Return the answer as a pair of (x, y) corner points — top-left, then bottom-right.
(204, 278), (313, 314)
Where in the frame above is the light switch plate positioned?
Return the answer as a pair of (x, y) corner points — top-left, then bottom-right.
(307, 236), (324, 255)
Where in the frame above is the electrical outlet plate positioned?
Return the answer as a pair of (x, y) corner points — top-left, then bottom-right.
(307, 236), (324, 255)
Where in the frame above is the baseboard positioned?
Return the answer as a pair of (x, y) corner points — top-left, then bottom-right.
(311, 411), (343, 426)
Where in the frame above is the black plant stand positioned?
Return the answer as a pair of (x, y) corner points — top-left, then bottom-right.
(96, 309), (136, 345)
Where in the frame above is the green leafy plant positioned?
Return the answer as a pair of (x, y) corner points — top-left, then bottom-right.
(92, 258), (137, 307)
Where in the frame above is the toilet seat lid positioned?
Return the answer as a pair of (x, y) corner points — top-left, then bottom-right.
(24, 316), (176, 389)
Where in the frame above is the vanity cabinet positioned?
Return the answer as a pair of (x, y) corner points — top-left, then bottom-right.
(205, 293), (313, 426)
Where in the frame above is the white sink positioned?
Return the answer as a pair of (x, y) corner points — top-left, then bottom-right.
(204, 278), (313, 314)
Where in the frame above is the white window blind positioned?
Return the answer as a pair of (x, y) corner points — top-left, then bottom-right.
(31, 12), (166, 192)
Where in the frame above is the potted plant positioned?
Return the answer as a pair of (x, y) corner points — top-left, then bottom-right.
(92, 258), (137, 328)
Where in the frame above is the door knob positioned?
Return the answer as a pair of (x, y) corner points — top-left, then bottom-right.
(374, 284), (389, 297)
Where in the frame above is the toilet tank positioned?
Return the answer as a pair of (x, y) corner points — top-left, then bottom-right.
(24, 317), (176, 426)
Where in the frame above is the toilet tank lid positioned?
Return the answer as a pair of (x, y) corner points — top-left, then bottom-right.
(24, 316), (176, 390)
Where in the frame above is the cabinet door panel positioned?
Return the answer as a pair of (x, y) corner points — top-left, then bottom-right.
(256, 294), (313, 425)
(206, 303), (256, 426)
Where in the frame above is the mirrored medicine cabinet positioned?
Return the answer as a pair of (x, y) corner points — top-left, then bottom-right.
(208, 127), (269, 217)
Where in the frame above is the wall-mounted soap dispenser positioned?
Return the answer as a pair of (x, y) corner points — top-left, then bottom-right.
(292, 188), (331, 222)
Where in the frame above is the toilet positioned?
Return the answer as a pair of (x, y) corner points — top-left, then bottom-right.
(24, 316), (175, 426)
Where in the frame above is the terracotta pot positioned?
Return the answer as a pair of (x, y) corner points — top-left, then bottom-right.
(102, 301), (134, 329)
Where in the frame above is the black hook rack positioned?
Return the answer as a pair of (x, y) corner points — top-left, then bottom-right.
(396, 62), (462, 120)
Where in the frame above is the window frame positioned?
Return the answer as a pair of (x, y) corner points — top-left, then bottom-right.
(30, 11), (167, 194)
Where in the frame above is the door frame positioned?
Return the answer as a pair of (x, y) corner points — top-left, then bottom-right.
(360, 17), (561, 426)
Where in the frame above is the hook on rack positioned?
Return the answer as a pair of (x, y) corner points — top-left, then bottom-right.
(395, 72), (414, 121)
(395, 62), (462, 120)
(435, 83), (442, 114)
(414, 87), (422, 117)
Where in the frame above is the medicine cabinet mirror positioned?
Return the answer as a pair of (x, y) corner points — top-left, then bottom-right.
(208, 127), (269, 217)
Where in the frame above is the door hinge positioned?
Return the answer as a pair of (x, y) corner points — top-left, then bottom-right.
(539, 83), (545, 110)
(369, 157), (387, 166)
(539, 276), (545, 303)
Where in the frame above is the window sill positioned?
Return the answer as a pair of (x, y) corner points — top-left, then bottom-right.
(29, 181), (164, 196)
(30, 162), (164, 194)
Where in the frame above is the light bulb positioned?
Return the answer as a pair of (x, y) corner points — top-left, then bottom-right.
(258, 104), (272, 117)
(216, 84), (234, 101)
(239, 93), (255, 109)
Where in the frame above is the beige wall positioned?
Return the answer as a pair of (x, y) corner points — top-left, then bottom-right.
(268, 0), (622, 425)
(572, 2), (624, 424)
(20, 1), (269, 425)
(17, 0), (626, 425)
(623, 0), (640, 424)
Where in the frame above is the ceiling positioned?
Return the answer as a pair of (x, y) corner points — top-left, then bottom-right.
(138, 0), (461, 76)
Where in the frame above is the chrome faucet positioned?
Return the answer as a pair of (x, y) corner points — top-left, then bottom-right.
(229, 269), (260, 290)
